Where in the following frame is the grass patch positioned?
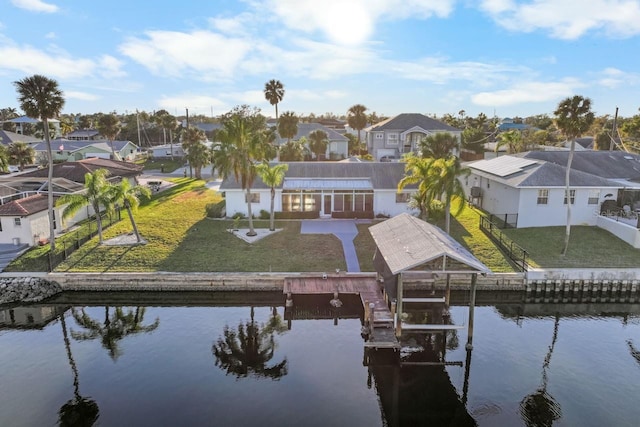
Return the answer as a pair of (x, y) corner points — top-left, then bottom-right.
(141, 158), (185, 172)
(502, 226), (640, 268)
(354, 222), (381, 272)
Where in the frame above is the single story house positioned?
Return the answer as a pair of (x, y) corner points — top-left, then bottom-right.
(220, 162), (416, 218)
(276, 123), (349, 160)
(32, 139), (140, 162)
(18, 157), (143, 186)
(65, 129), (102, 140)
(0, 130), (41, 146)
(149, 143), (185, 159)
(365, 113), (462, 161)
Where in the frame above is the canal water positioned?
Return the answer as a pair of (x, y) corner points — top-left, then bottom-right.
(1, 293), (639, 427)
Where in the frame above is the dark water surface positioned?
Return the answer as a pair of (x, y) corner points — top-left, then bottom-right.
(1, 295), (639, 427)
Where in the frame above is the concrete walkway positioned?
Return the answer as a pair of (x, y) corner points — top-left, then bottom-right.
(301, 220), (370, 273)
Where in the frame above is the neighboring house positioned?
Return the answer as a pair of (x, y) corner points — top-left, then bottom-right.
(365, 113), (462, 161)
(32, 139), (139, 162)
(0, 130), (41, 146)
(276, 123), (349, 160)
(496, 118), (532, 132)
(0, 194), (62, 245)
(220, 162), (416, 218)
(65, 129), (101, 140)
(149, 143), (185, 159)
(7, 116), (60, 137)
(19, 157), (143, 186)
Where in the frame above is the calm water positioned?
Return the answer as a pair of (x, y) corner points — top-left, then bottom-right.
(1, 294), (639, 427)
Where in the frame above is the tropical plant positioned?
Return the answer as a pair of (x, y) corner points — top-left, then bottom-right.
(256, 162), (288, 231)
(277, 111), (298, 143)
(264, 79), (285, 120)
(308, 129), (329, 160)
(0, 145), (9, 172)
(554, 95), (595, 256)
(56, 169), (113, 243)
(109, 178), (151, 243)
(278, 140), (304, 161)
(14, 74), (65, 251)
(398, 154), (438, 221)
(182, 127), (209, 179)
(212, 307), (288, 380)
(96, 113), (121, 159)
(7, 141), (35, 170)
(496, 130), (525, 154)
(0, 107), (19, 131)
(420, 132), (459, 159)
(347, 104), (368, 154)
(428, 156), (470, 234)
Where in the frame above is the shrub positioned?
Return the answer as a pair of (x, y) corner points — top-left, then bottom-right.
(231, 212), (245, 219)
(205, 200), (226, 218)
(331, 211), (374, 219)
(259, 209), (270, 220)
(429, 200), (445, 221)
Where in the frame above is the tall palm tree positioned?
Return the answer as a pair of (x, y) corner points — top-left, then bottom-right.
(109, 178), (151, 243)
(397, 153), (438, 221)
(347, 104), (368, 155)
(7, 142), (35, 170)
(0, 145), (9, 172)
(420, 132), (459, 159)
(14, 74), (65, 251)
(264, 79), (285, 120)
(428, 156), (470, 234)
(495, 129), (525, 154)
(214, 115), (270, 237)
(277, 111), (298, 143)
(182, 127), (209, 179)
(308, 129), (329, 160)
(554, 95), (595, 256)
(56, 169), (113, 243)
(97, 113), (121, 160)
(160, 112), (178, 160)
(278, 140), (304, 161)
(256, 162), (288, 231)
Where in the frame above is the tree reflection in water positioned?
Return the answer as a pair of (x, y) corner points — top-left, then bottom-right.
(628, 340), (640, 366)
(71, 306), (160, 360)
(58, 311), (99, 427)
(520, 314), (562, 427)
(212, 306), (288, 380)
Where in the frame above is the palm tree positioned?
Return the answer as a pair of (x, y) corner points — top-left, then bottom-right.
(14, 74), (65, 251)
(308, 129), (329, 160)
(428, 156), (470, 234)
(495, 129), (525, 154)
(58, 311), (100, 427)
(397, 153), (438, 221)
(182, 127), (209, 179)
(160, 112), (178, 160)
(278, 140), (304, 161)
(7, 141), (35, 170)
(277, 111), (298, 143)
(554, 95), (595, 256)
(420, 132), (459, 159)
(214, 115), (271, 236)
(96, 113), (121, 160)
(1, 107), (19, 131)
(256, 162), (288, 231)
(0, 145), (9, 172)
(59, 118), (75, 137)
(264, 79), (285, 120)
(109, 178), (151, 243)
(347, 104), (368, 155)
(212, 306), (288, 380)
(56, 169), (113, 243)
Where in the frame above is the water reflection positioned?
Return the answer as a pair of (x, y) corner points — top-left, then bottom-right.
(58, 312), (99, 427)
(212, 306), (288, 380)
(71, 307), (160, 360)
(628, 340), (640, 366)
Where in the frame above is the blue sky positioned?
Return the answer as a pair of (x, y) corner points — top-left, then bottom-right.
(2, 0), (640, 119)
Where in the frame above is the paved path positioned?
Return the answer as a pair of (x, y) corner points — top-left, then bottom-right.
(301, 220), (370, 273)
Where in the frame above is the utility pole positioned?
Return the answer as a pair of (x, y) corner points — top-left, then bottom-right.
(611, 107), (618, 151)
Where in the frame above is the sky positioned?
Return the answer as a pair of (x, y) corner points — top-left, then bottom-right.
(2, 0), (640, 120)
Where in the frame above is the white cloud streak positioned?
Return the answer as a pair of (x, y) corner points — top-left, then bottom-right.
(11, 0), (58, 13)
(472, 80), (583, 106)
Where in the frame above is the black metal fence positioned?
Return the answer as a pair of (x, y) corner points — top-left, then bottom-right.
(479, 215), (529, 272)
(487, 213), (518, 228)
(47, 210), (122, 271)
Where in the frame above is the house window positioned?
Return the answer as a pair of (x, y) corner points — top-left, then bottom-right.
(537, 189), (548, 205)
(14, 218), (21, 226)
(588, 190), (600, 205)
(564, 189), (576, 205)
(375, 133), (383, 139)
(244, 193), (260, 203)
(396, 193), (411, 203)
(387, 133), (398, 145)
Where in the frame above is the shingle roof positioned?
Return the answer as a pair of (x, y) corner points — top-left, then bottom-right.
(33, 140), (136, 152)
(220, 162), (414, 190)
(0, 130), (41, 145)
(369, 213), (490, 275)
(0, 194), (49, 216)
(66, 129), (100, 138)
(18, 158), (142, 183)
(523, 150), (640, 181)
(276, 123), (347, 144)
(368, 113), (460, 132)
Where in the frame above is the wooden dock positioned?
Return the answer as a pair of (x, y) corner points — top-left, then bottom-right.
(284, 276), (400, 350)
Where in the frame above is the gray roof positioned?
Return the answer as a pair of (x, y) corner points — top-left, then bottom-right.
(33, 139), (136, 152)
(523, 150), (640, 181)
(369, 213), (490, 275)
(66, 129), (100, 138)
(0, 130), (41, 145)
(220, 162), (414, 191)
(368, 113), (460, 132)
(276, 123), (347, 144)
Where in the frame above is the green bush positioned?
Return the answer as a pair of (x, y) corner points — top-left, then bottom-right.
(231, 212), (246, 219)
(259, 209), (270, 220)
(205, 200), (226, 218)
(429, 200), (445, 221)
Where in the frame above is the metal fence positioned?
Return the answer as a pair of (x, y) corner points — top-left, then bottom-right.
(47, 210), (122, 271)
(479, 215), (529, 272)
(487, 213), (518, 229)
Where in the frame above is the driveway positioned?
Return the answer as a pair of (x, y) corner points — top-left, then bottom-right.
(301, 220), (370, 273)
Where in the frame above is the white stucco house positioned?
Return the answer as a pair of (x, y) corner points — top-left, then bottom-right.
(220, 162), (416, 219)
(365, 113), (462, 161)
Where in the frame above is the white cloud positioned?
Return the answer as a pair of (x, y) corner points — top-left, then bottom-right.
(480, 0), (640, 39)
(65, 91), (99, 101)
(472, 80), (583, 106)
(0, 45), (94, 79)
(98, 55), (127, 78)
(158, 94), (228, 116)
(266, 0), (454, 45)
(45, 32), (56, 39)
(208, 14), (253, 35)
(596, 67), (639, 88)
(119, 30), (251, 80)
(11, 0), (58, 13)
(286, 89), (347, 101)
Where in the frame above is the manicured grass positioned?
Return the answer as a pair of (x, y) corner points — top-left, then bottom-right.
(501, 226), (640, 268)
(141, 158), (185, 172)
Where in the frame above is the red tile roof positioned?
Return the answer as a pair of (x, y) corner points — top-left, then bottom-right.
(0, 194), (49, 216)
(19, 158), (143, 183)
